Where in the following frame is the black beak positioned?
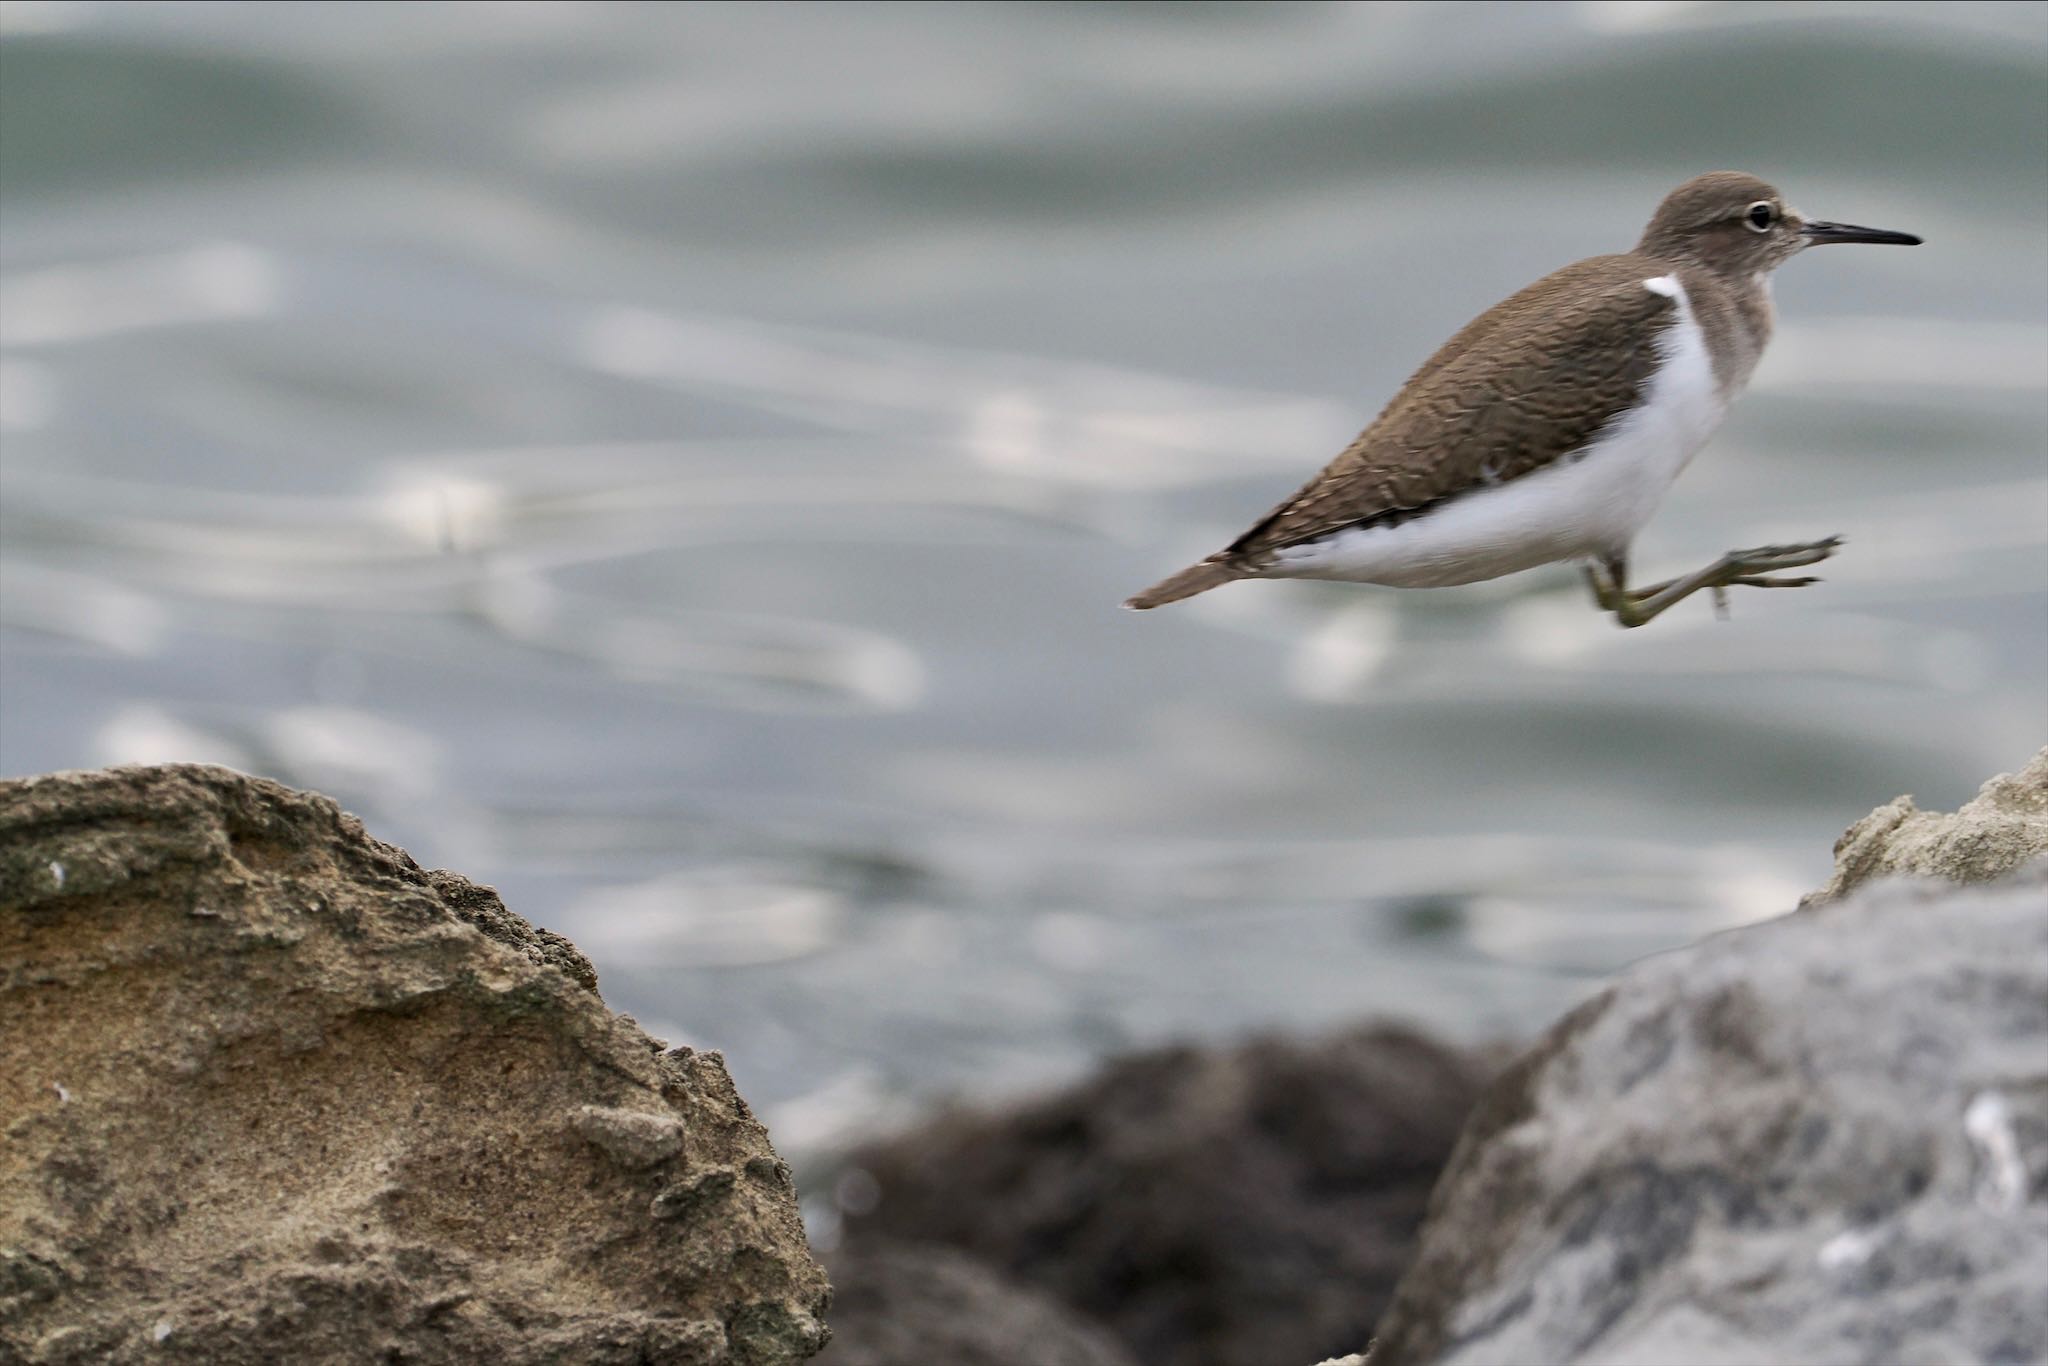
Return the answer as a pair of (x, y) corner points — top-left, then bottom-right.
(1800, 220), (1923, 246)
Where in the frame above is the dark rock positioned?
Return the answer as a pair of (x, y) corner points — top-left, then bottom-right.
(1364, 866), (2048, 1366)
(837, 1024), (1490, 1366)
(0, 764), (829, 1365)
(819, 1240), (1137, 1366)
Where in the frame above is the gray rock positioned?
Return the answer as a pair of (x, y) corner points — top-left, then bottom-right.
(0, 765), (829, 1365)
(1364, 866), (2048, 1366)
(1806, 746), (2048, 906)
(820, 1240), (1138, 1366)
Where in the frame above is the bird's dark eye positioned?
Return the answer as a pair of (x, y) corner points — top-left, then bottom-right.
(1746, 201), (1775, 232)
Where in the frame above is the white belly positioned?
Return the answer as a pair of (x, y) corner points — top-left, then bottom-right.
(1271, 276), (1729, 588)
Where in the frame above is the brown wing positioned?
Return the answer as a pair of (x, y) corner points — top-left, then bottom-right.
(1225, 254), (1678, 563)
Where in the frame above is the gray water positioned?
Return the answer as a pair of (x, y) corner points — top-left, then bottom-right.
(3, 1), (2045, 1162)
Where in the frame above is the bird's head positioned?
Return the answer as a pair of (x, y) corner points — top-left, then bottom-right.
(1637, 171), (1921, 276)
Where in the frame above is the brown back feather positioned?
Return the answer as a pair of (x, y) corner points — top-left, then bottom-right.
(1225, 254), (1677, 563)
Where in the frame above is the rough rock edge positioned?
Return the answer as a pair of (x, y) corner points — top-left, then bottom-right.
(1, 764), (830, 1366)
(1802, 746), (2048, 906)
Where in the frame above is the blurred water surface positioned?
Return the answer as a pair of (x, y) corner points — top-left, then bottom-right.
(3, 1), (2045, 1156)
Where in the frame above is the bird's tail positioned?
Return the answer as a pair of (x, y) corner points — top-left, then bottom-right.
(1123, 557), (1244, 610)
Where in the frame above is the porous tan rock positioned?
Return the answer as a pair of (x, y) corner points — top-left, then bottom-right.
(0, 765), (829, 1365)
(1805, 745), (2048, 905)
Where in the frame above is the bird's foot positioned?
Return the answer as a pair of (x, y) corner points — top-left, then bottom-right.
(1624, 537), (1843, 601)
(1716, 536), (1843, 576)
(1719, 574), (1825, 590)
(1602, 536), (1844, 628)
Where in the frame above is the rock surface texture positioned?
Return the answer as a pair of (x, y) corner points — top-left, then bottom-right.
(1805, 746), (2048, 905)
(833, 1024), (1490, 1366)
(1364, 757), (2048, 1366)
(0, 765), (829, 1366)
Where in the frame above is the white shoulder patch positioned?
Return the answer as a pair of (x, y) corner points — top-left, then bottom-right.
(1643, 275), (1682, 299)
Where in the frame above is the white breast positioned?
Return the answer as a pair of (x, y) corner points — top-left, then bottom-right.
(1271, 275), (1729, 589)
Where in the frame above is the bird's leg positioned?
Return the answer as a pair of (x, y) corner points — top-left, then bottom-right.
(1590, 537), (1843, 629)
(1583, 558), (1627, 614)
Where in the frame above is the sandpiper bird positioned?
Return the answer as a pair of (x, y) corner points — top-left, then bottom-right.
(1125, 171), (1920, 626)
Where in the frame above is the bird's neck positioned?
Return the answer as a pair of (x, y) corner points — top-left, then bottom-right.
(1731, 271), (1775, 355)
(1674, 263), (1774, 397)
